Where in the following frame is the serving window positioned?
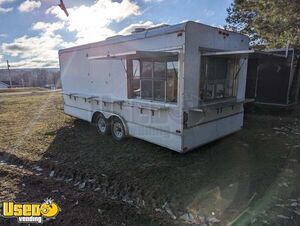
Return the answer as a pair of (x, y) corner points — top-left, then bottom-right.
(127, 56), (178, 103)
(200, 56), (240, 102)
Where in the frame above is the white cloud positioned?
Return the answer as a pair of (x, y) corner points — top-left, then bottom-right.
(0, 0), (14, 13)
(0, 19), (167, 68)
(118, 21), (167, 35)
(32, 21), (65, 35)
(0, 0), (141, 68)
(1, 28), (71, 68)
(210, 23), (224, 29)
(0, 0), (14, 3)
(143, 0), (163, 2)
(46, 0), (140, 44)
(18, 0), (41, 12)
(1, 0), (149, 68)
(0, 6), (12, 12)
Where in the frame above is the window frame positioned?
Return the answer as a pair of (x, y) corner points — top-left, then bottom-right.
(140, 60), (168, 102)
(200, 56), (241, 103)
(128, 57), (179, 103)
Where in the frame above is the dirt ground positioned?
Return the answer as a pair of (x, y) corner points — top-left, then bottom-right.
(0, 92), (299, 226)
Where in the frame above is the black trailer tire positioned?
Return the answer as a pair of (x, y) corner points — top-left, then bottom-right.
(96, 114), (111, 135)
(111, 117), (126, 141)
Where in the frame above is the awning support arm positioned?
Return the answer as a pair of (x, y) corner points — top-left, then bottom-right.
(120, 59), (128, 76)
(234, 58), (247, 80)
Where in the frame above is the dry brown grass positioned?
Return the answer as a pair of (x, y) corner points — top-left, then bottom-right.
(0, 92), (299, 225)
(0, 87), (48, 93)
(0, 93), (70, 161)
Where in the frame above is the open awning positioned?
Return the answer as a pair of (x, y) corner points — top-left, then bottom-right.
(201, 50), (287, 59)
(88, 50), (178, 61)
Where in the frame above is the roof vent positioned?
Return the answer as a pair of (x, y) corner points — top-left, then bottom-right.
(131, 24), (170, 34)
(132, 28), (147, 33)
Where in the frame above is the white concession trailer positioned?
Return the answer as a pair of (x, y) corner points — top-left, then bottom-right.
(59, 21), (250, 153)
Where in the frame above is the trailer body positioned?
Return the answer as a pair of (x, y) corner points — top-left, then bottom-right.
(59, 21), (249, 153)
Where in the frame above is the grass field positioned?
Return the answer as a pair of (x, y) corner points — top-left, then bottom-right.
(0, 87), (48, 93)
(0, 92), (299, 226)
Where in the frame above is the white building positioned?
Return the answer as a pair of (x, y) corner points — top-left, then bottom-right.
(59, 21), (250, 153)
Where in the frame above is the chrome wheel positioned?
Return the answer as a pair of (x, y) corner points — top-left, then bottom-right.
(96, 114), (110, 135)
(113, 122), (124, 139)
(111, 118), (126, 141)
(98, 118), (107, 133)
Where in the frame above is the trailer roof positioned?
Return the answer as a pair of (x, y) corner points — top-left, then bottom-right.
(88, 50), (178, 61)
(59, 21), (247, 54)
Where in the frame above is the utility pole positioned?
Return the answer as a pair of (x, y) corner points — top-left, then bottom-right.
(6, 60), (12, 88)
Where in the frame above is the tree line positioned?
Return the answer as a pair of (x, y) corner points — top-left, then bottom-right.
(226, 0), (300, 48)
(0, 69), (61, 88)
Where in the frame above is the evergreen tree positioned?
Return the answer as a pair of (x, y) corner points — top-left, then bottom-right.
(226, 0), (300, 48)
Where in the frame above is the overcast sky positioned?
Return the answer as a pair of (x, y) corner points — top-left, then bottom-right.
(0, 0), (233, 68)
